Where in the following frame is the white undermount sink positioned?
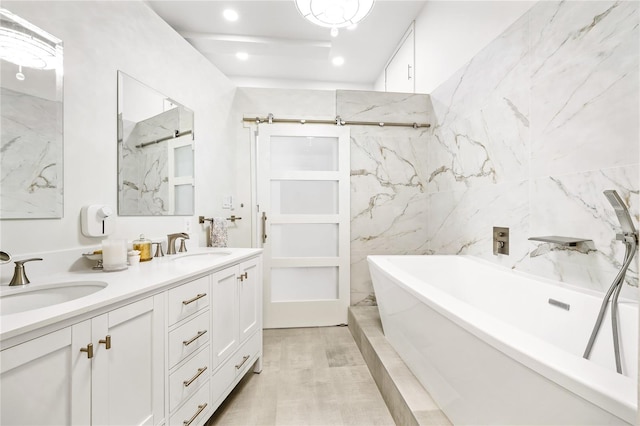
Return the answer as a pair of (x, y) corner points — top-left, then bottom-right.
(0, 281), (108, 315)
(171, 251), (231, 263)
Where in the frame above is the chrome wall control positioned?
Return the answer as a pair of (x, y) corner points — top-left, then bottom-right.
(493, 227), (509, 255)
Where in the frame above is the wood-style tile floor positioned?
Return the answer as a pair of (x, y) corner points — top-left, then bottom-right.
(206, 326), (395, 426)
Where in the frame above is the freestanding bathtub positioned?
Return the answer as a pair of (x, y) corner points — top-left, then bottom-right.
(368, 255), (638, 425)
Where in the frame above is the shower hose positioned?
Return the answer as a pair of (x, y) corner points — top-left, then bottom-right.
(582, 235), (637, 374)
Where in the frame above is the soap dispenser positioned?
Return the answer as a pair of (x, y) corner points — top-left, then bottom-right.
(133, 234), (152, 262)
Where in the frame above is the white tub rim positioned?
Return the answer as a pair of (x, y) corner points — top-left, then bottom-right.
(368, 254), (637, 424)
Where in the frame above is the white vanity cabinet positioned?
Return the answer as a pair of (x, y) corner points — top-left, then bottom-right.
(0, 295), (165, 426)
(0, 249), (263, 426)
(166, 275), (212, 426)
(210, 256), (262, 408)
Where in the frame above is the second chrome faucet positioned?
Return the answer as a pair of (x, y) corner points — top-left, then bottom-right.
(167, 233), (189, 255)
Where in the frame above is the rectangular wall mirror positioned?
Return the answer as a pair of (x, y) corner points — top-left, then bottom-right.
(0, 8), (64, 219)
(117, 71), (194, 216)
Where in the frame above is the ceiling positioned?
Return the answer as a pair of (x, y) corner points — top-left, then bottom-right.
(146, 0), (427, 89)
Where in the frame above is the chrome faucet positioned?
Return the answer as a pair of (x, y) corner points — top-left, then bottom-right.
(9, 258), (43, 286)
(167, 233), (189, 255)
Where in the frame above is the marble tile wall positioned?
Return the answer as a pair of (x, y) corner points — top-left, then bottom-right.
(337, 91), (433, 305)
(427, 1), (639, 298)
(119, 108), (181, 215)
(1, 87), (63, 218)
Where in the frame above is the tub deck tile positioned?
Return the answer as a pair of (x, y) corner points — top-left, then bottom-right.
(348, 306), (452, 426)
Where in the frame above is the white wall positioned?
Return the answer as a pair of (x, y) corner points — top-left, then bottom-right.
(377, 0), (535, 94)
(0, 1), (239, 256)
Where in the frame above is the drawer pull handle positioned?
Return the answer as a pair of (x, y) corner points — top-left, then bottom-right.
(80, 343), (93, 359)
(99, 335), (111, 349)
(183, 366), (208, 387)
(182, 293), (207, 305)
(183, 403), (208, 426)
(235, 355), (250, 370)
(183, 330), (207, 346)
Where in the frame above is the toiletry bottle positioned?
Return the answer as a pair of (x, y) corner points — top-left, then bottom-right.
(133, 234), (152, 262)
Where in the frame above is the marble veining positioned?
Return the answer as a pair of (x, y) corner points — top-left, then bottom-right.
(0, 88), (63, 218)
(338, 91), (432, 305)
(425, 0), (639, 298)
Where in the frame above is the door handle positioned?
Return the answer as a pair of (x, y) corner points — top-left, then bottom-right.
(261, 212), (268, 244)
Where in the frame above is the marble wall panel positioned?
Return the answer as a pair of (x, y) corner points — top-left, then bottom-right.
(1, 88), (63, 218)
(423, 0), (639, 299)
(338, 91), (432, 305)
(529, 1), (639, 178)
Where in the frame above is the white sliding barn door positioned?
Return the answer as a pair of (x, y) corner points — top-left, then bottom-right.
(257, 124), (350, 328)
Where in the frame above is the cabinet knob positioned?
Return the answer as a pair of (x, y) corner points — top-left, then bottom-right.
(237, 272), (248, 282)
(99, 335), (111, 350)
(80, 343), (94, 359)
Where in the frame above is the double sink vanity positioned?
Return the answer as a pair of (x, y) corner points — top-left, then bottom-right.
(0, 247), (263, 426)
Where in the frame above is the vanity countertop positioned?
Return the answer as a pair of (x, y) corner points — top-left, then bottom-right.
(0, 247), (262, 345)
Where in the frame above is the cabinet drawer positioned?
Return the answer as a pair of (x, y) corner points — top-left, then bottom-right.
(168, 277), (209, 326)
(211, 331), (261, 406)
(169, 381), (210, 426)
(169, 310), (210, 368)
(170, 346), (210, 412)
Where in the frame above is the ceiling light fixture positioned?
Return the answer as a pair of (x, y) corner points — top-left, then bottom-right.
(0, 9), (61, 70)
(332, 56), (344, 66)
(236, 52), (249, 61)
(295, 0), (374, 37)
(223, 9), (239, 22)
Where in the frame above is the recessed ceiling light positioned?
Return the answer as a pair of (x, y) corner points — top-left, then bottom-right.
(332, 56), (344, 66)
(236, 52), (249, 61)
(223, 9), (239, 21)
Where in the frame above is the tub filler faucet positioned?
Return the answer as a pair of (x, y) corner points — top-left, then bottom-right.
(167, 232), (189, 255)
(583, 190), (638, 375)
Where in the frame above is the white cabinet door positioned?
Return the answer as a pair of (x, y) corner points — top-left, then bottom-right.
(238, 257), (261, 343)
(92, 295), (165, 426)
(211, 266), (240, 366)
(1, 322), (92, 426)
(385, 24), (415, 93)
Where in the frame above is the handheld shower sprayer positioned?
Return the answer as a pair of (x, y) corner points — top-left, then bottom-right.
(603, 190), (637, 235)
(583, 189), (638, 374)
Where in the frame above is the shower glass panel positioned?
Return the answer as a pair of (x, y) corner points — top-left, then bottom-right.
(271, 180), (338, 215)
(271, 224), (338, 257)
(271, 267), (338, 302)
(270, 136), (338, 171)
